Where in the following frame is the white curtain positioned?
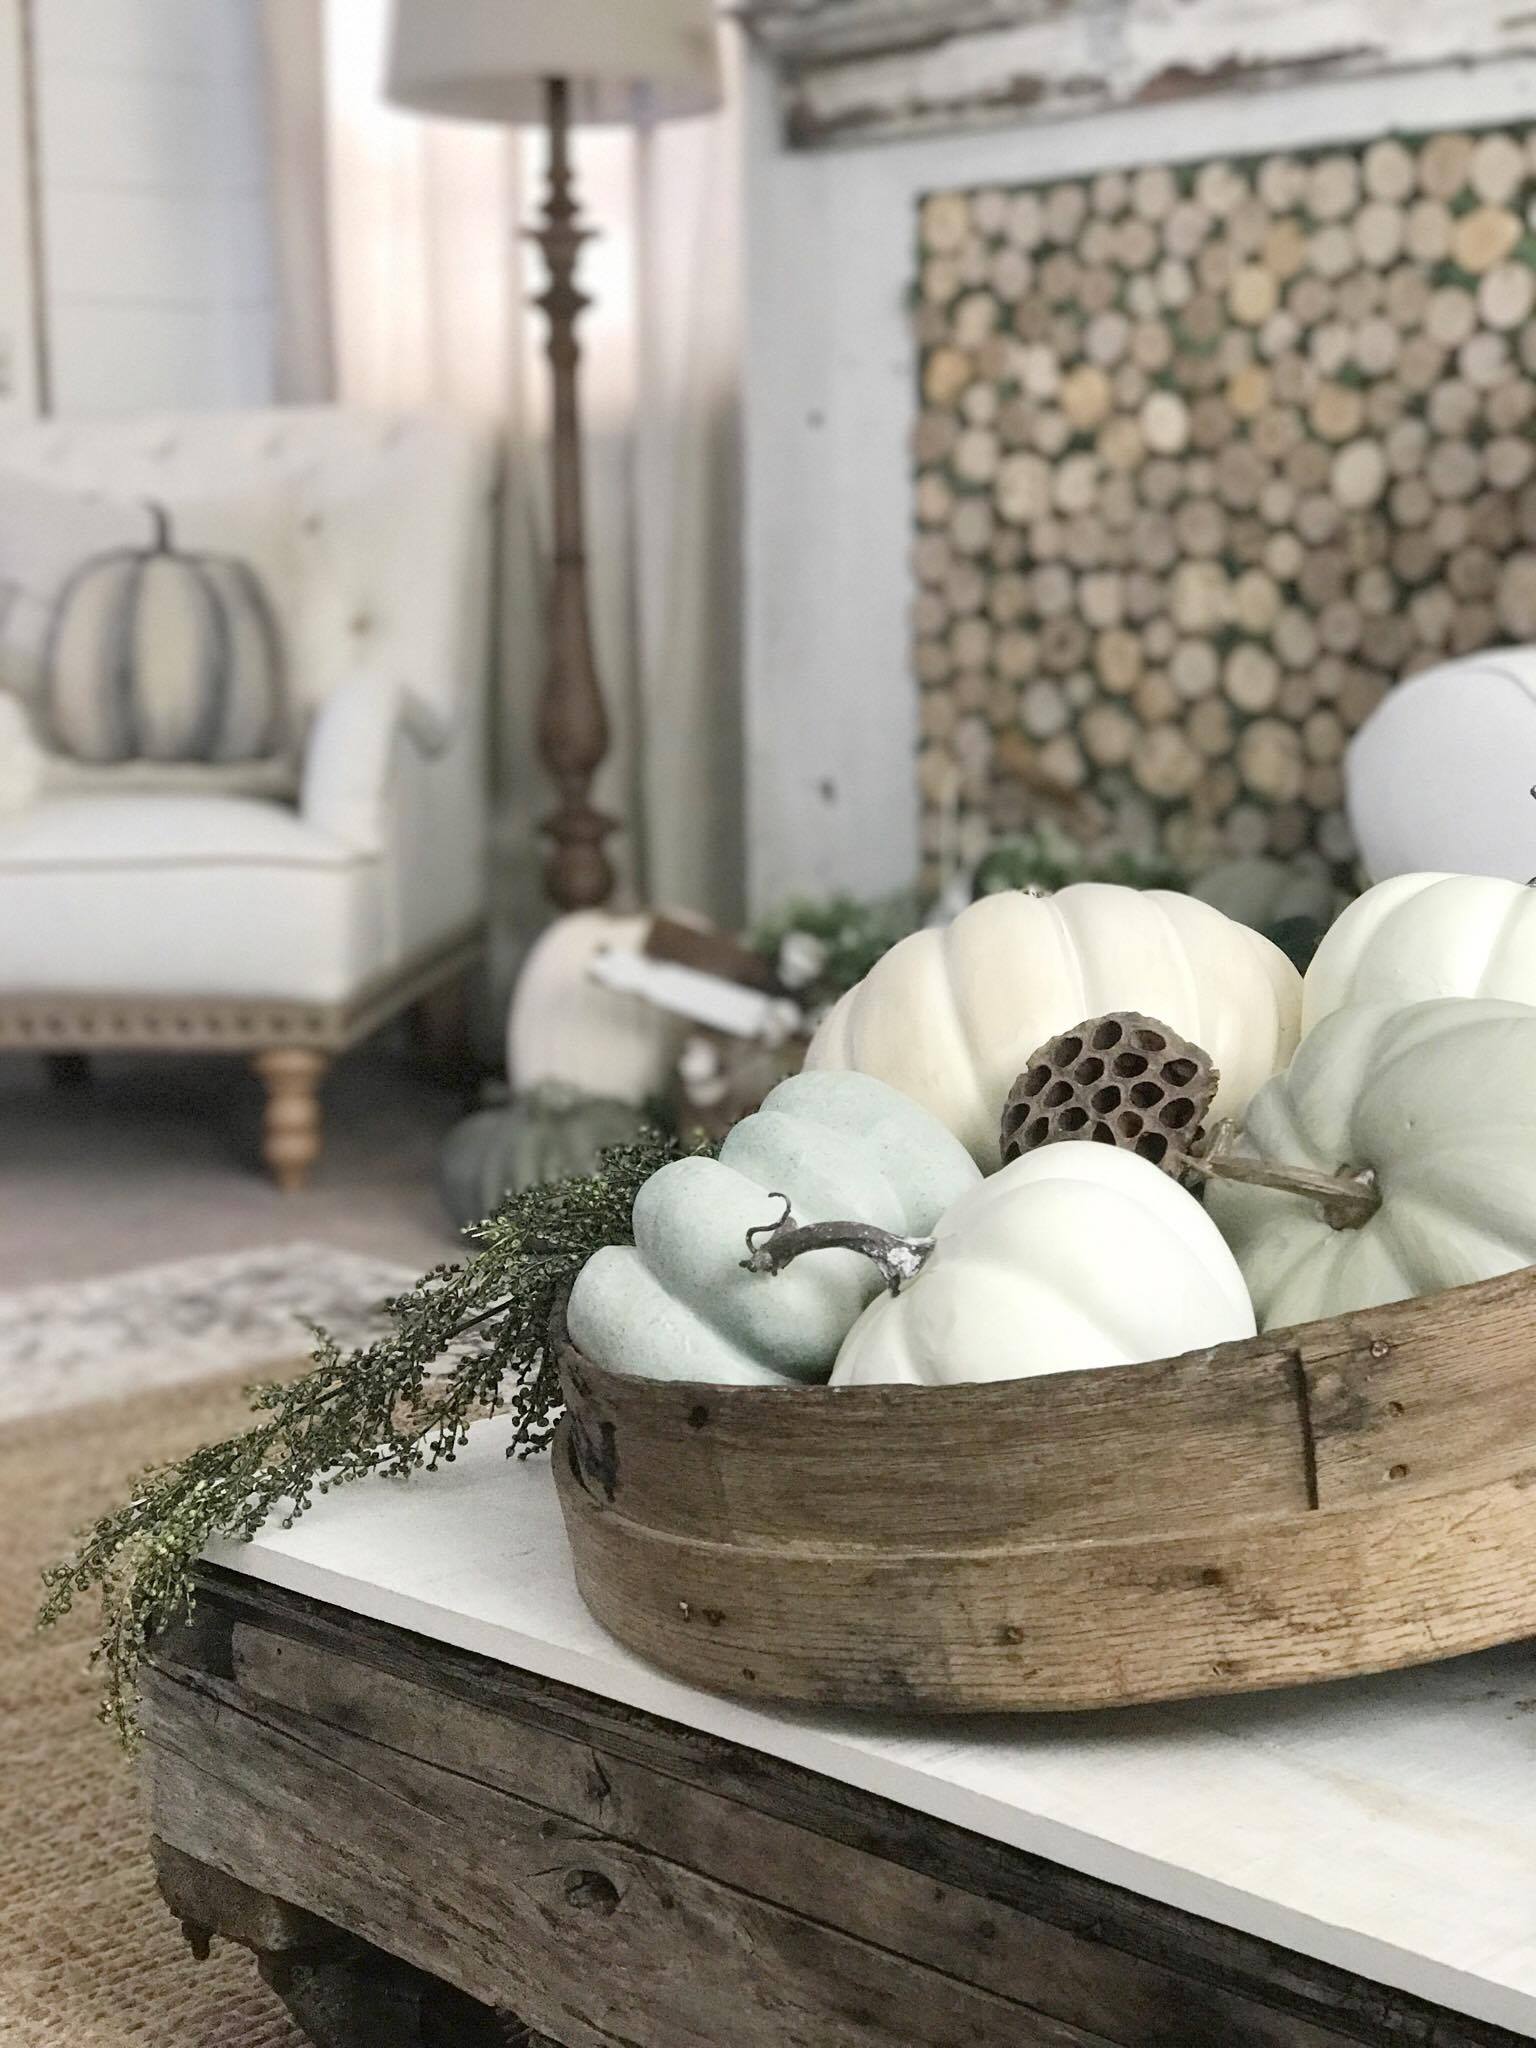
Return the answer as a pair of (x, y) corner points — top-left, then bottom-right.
(257, 0), (336, 403)
(315, 0), (744, 983)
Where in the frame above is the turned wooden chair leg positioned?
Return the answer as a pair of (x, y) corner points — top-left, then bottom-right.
(253, 1048), (329, 1192)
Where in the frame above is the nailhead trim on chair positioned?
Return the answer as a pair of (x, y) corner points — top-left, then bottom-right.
(0, 1000), (338, 1051)
(0, 922), (485, 1056)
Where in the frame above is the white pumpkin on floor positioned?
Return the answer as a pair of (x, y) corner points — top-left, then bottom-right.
(567, 1070), (980, 1387)
(1303, 872), (1536, 1035)
(827, 1142), (1255, 1386)
(805, 885), (1301, 1167)
(1204, 998), (1536, 1331)
(508, 910), (685, 1106)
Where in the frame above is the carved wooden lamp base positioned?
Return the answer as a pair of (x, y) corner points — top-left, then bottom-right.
(383, 9), (721, 920)
(533, 76), (616, 913)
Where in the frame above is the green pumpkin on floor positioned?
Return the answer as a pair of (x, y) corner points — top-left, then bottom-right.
(1189, 857), (1344, 971)
(439, 1085), (647, 1230)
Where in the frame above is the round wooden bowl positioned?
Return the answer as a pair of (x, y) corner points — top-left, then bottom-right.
(552, 1266), (1536, 1713)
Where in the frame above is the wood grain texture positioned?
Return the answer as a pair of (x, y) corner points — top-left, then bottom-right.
(153, 1841), (516, 2048)
(559, 1337), (1314, 1544)
(253, 1049), (327, 1195)
(533, 80), (616, 912)
(743, 0), (1536, 149)
(555, 1264), (1536, 1711)
(142, 1570), (1532, 2048)
(909, 121), (1536, 896)
(143, 1668), (1115, 2048)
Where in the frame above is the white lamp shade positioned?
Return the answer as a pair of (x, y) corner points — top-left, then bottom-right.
(385, 0), (721, 126)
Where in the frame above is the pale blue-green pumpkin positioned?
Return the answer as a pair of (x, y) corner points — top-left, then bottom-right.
(439, 1085), (646, 1232)
(567, 1069), (980, 1386)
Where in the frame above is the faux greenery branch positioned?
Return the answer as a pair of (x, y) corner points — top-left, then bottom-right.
(40, 1129), (705, 1746)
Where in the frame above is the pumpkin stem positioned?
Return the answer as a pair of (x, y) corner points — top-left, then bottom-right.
(741, 1197), (935, 1296)
(1186, 1119), (1381, 1232)
(143, 501), (172, 552)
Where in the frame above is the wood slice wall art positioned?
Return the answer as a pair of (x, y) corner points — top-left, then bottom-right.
(912, 126), (1536, 897)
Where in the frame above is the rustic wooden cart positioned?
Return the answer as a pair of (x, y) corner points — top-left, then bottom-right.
(140, 1418), (1536, 2047)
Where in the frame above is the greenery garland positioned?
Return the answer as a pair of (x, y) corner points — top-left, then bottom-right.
(40, 1129), (705, 1746)
(750, 891), (920, 1012)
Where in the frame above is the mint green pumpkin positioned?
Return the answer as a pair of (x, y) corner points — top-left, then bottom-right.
(439, 1085), (645, 1231)
(567, 1070), (980, 1386)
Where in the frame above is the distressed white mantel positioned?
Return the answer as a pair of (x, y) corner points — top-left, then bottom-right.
(742, 0), (1536, 148)
(740, 51), (1536, 915)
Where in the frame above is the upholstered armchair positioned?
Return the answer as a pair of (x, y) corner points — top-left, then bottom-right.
(0, 410), (495, 1187)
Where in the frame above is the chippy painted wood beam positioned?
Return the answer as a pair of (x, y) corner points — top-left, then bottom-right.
(738, 0), (1536, 148)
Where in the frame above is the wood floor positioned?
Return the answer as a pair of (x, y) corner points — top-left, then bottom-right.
(0, 1039), (467, 1289)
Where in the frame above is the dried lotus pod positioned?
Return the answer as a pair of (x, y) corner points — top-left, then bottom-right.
(1000, 1012), (1218, 1176)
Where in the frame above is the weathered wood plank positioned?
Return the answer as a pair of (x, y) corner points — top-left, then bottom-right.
(150, 1571), (1531, 2048)
(141, 1662), (1118, 2048)
(152, 1838), (533, 2046)
(151, 1835), (336, 1960)
(562, 1261), (1536, 1547)
(226, 1622), (1350, 2048)
(1287, 1271), (1536, 1507)
(740, 0), (1536, 148)
(559, 1441), (1536, 1710)
(561, 1335), (1315, 1546)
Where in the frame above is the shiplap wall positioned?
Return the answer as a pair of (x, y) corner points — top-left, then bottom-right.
(0, 0), (38, 414)
(30, 0), (276, 414)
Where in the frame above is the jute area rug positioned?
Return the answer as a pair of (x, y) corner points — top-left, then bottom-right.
(0, 1370), (310, 2046)
(0, 1243), (417, 2046)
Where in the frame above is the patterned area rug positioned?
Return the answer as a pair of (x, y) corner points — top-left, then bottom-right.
(0, 1241), (419, 1425)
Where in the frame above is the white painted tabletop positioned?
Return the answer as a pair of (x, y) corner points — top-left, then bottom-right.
(207, 1417), (1536, 2036)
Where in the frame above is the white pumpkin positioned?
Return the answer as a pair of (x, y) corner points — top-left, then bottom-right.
(508, 911), (685, 1106)
(1345, 648), (1536, 883)
(831, 1142), (1255, 1387)
(1204, 997), (1536, 1331)
(1303, 871), (1536, 1036)
(806, 884), (1301, 1167)
(567, 1069), (980, 1387)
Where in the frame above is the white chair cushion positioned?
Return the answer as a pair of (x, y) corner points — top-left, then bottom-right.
(0, 795), (387, 1003)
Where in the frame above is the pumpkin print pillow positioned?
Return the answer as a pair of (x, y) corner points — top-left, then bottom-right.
(0, 473), (299, 793)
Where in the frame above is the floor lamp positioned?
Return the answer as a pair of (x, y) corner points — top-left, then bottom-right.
(386, 1), (721, 913)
